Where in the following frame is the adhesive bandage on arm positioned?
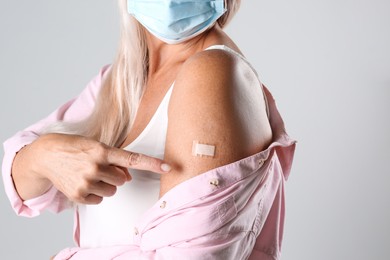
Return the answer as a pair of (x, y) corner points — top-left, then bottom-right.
(192, 140), (216, 157)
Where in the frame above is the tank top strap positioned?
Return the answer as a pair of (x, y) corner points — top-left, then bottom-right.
(204, 45), (270, 118)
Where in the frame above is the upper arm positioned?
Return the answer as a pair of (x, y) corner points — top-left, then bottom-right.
(160, 50), (272, 196)
(1, 65), (108, 216)
(27, 65), (109, 133)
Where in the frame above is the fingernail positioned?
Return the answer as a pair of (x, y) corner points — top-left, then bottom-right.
(126, 173), (132, 182)
(161, 163), (171, 172)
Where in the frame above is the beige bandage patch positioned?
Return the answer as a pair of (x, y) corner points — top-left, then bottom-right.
(192, 141), (216, 157)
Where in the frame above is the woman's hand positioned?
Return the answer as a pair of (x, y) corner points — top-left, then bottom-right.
(12, 133), (171, 204)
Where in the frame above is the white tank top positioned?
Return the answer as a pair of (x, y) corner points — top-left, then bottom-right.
(77, 45), (269, 248)
(78, 85), (174, 247)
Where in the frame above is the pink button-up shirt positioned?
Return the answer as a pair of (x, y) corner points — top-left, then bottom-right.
(2, 66), (296, 260)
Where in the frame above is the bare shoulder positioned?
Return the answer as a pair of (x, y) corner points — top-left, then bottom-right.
(160, 47), (272, 197)
(176, 47), (256, 93)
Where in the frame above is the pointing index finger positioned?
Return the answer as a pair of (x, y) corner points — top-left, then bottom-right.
(106, 147), (171, 174)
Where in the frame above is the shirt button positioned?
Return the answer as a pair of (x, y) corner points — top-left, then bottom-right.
(209, 179), (219, 187)
(258, 159), (265, 166)
(160, 201), (167, 209)
(133, 227), (139, 236)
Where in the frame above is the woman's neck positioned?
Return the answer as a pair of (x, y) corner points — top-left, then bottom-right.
(145, 26), (222, 76)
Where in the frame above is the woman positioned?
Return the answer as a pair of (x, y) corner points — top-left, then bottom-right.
(2, 0), (296, 259)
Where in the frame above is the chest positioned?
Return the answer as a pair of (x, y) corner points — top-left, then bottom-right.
(120, 74), (177, 149)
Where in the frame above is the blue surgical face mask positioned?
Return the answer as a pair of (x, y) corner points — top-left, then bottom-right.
(127, 0), (226, 44)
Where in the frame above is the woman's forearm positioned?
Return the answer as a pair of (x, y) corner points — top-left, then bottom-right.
(10, 133), (170, 205)
(11, 139), (53, 201)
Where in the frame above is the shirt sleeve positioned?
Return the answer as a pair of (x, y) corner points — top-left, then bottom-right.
(1, 65), (109, 217)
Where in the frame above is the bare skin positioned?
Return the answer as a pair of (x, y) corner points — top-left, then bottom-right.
(12, 134), (170, 204)
(12, 24), (272, 206)
(121, 24), (273, 197)
(17, 17), (272, 260)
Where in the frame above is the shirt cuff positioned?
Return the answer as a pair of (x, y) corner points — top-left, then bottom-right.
(2, 133), (71, 217)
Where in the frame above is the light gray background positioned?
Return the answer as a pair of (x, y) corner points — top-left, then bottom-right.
(1, 1), (389, 259)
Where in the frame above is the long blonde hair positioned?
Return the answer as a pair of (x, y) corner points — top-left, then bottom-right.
(45, 0), (241, 147)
